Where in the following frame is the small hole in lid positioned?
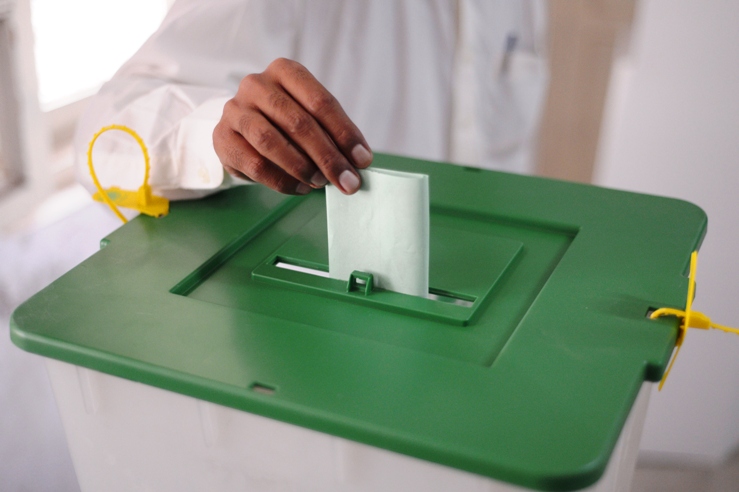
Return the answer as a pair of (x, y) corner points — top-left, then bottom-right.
(250, 382), (276, 395)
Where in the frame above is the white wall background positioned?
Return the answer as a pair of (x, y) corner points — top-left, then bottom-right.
(595, 0), (739, 465)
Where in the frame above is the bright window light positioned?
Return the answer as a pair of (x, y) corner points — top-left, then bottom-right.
(31, 0), (168, 111)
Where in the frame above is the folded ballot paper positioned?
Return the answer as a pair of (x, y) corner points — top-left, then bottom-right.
(325, 168), (429, 297)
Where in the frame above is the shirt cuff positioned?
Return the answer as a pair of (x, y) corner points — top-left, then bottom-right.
(174, 96), (232, 190)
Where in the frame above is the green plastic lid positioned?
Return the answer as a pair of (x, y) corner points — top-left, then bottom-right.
(11, 154), (706, 491)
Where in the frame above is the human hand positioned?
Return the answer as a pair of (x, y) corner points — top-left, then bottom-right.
(213, 58), (373, 195)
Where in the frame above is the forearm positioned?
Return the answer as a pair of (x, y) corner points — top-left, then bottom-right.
(74, 0), (301, 199)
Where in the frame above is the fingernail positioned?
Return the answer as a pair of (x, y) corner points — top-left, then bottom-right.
(339, 170), (360, 194)
(351, 144), (373, 168)
(296, 183), (311, 195)
(311, 172), (328, 187)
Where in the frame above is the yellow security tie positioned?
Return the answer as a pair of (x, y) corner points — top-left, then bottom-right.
(88, 124), (169, 223)
(651, 251), (739, 389)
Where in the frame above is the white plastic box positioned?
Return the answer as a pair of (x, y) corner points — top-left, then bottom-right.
(46, 358), (651, 492)
(15, 162), (699, 492)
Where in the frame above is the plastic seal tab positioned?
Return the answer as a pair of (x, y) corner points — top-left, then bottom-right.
(650, 251), (739, 389)
(88, 124), (169, 223)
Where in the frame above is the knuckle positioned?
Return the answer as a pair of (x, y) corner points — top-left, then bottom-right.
(212, 127), (228, 157)
(289, 157), (315, 183)
(267, 90), (291, 112)
(286, 112), (313, 137)
(332, 126), (355, 148)
(244, 156), (269, 182)
(273, 173), (295, 194)
(222, 99), (244, 125)
(307, 92), (336, 115)
(289, 61), (311, 81)
(252, 126), (278, 152)
(224, 166), (248, 181)
(268, 57), (292, 73)
(224, 97), (241, 113)
(224, 145), (244, 168)
(298, 164), (316, 183)
(235, 113), (282, 155)
(236, 114), (253, 138)
(212, 121), (225, 142)
(239, 73), (260, 92)
(316, 151), (343, 172)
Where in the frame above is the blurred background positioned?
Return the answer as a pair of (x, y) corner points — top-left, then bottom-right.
(1, 0), (738, 490)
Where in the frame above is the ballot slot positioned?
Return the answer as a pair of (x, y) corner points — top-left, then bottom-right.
(274, 257), (474, 307)
(252, 248), (507, 325)
(274, 260), (330, 278)
(428, 289), (475, 308)
(171, 190), (571, 331)
(170, 196), (528, 326)
(171, 190), (575, 362)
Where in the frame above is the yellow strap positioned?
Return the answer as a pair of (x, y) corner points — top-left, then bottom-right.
(650, 251), (738, 389)
(87, 124), (169, 223)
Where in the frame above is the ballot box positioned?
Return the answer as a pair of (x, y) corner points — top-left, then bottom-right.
(11, 154), (706, 491)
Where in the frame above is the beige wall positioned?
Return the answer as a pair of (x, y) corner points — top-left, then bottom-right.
(536, 0), (635, 183)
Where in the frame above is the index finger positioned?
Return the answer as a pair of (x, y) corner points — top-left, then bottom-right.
(269, 59), (373, 170)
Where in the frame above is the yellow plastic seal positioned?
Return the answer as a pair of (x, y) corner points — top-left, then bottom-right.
(87, 124), (169, 223)
(651, 251), (739, 389)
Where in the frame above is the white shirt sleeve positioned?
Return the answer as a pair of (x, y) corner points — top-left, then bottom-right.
(74, 0), (301, 200)
(75, 0), (548, 199)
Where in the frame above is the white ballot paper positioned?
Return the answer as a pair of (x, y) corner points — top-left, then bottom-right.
(326, 168), (429, 297)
